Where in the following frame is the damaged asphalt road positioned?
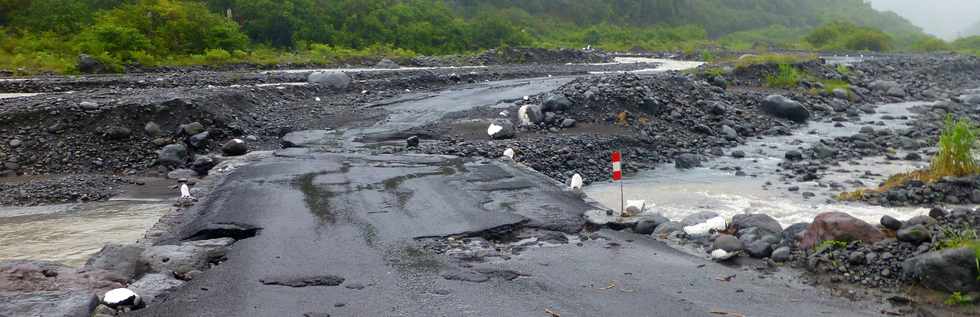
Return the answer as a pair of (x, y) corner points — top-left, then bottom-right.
(130, 152), (886, 317)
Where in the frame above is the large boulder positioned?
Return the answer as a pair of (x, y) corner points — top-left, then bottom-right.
(128, 273), (184, 304)
(375, 59), (400, 69)
(955, 94), (980, 106)
(187, 131), (210, 149)
(903, 247), (980, 293)
(896, 224), (931, 245)
(800, 212), (885, 250)
(487, 120), (516, 139)
(0, 291), (99, 317)
(732, 214), (783, 236)
(307, 71), (352, 89)
(221, 139), (248, 156)
(712, 234), (744, 252)
(674, 153), (703, 169)
(140, 240), (228, 275)
(681, 211), (720, 226)
(761, 95), (810, 123)
(158, 144), (189, 168)
(77, 54), (107, 74)
(880, 215), (903, 231)
(83, 244), (146, 280)
(518, 105), (544, 126)
(870, 80), (900, 93)
(542, 93), (572, 112)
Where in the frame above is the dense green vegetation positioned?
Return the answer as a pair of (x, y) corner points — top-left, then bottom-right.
(0, 0), (975, 74)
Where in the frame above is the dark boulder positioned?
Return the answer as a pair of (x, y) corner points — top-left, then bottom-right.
(761, 95), (810, 123)
(880, 215), (903, 231)
(542, 93), (573, 112)
(674, 153), (703, 169)
(800, 212), (884, 250)
(903, 248), (980, 293)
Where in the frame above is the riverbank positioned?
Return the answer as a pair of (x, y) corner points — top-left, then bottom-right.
(2, 50), (980, 315)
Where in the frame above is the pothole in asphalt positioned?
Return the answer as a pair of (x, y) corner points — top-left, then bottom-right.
(259, 274), (346, 287)
(183, 222), (262, 241)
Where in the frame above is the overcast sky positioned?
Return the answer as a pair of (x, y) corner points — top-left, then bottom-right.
(867, 0), (979, 39)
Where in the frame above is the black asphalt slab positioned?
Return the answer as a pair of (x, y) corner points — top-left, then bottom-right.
(132, 153), (888, 317)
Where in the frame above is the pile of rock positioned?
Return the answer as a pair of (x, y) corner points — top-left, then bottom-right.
(0, 237), (239, 316)
(589, 207), (980, 294)
(0, 175), (134, 206)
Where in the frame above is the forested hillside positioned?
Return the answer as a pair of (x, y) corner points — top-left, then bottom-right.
(0, 0), (964, 74)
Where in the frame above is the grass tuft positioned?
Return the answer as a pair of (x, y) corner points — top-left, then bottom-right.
(765, 63), (802, 89)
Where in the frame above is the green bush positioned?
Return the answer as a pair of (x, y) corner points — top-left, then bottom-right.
(932, 116), (979, 178)
(911, 37), (952, 52)
(805, 21), (893, 52)
(204, 49), (233, 64)
(765, 64), (803, 89)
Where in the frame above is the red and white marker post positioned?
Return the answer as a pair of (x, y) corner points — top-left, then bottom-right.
(612, 151), (624, 215)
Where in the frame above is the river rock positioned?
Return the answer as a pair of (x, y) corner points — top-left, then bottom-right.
(896, 225), (931, 245)
(785, 150), (804, 161)
(732, 214), (783, 236)
(832, 88), (849, 100)
(653, 221), (684, 235)
(221, 139), (248, 156)
(308, 71), (352, 89)
(83, 244), (146, 280)
(560, 118), (576, 128)
(375, 59), (399, 69)
(187, 131), (210, 149)
(128, 273), (184, 303)
(141, 241), (227, 275)
(103, 126), (132, 140)
(902, 247), (980, 293)
(542, 93), (572, 112)
(487, 120), (516, 139)
(783, 223), (809, 244)
(0, 291), (99, 317)
(190, 156), (216, 176)
(800, 212), (885, 250)
(518, 105), (544, 126)
(179, 122), (205, 136)
(158, 144), (189, 167)
(712, 234), (744, 252)
(870, 80), (900, 93)
(674, 153), (703, 169)
(721, 125), (738, 140)
(771, 246), (791, 262)
(746, 239), (774, 258)
(681, 211), (720, 226)
(905, 215), (937, 228)
(880, 215), (903, 231)
(811, 142), (835, 159)
(78, 54), (107, 74)
(144, 122), (161, 137)
(0, 260), (125, 292)
(633, 213), (670, 235)
(955, 94), (980, 106)
(761, 95), (810, 123)
(406, 136), (420, 148)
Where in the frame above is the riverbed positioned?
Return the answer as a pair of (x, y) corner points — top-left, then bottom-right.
(585, 101), (934, 226)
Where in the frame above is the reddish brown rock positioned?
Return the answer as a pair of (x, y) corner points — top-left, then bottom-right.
(0, 260), (125, 293)
(800, 212), (885, 250)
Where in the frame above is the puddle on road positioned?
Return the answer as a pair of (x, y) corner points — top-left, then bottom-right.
(586, 101), (935, 226)
(0, 201), (171, 267)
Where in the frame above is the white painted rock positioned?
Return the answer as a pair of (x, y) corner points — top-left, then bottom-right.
(103, 288), (142, 309)
(710, 249), (737, 261)
(570, 174), (584, 190)
(503, 148), (515, 160)
(683, 216), (727, 236)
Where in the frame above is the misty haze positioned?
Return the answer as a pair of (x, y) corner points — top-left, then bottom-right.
(1, 1), (979, 316)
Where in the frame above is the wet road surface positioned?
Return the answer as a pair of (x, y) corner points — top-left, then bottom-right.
(131, 153), (885, 317)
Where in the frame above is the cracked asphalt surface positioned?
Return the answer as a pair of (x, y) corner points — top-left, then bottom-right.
(131, 152), (886, 317)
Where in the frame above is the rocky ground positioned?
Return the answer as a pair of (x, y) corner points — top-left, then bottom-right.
(3, 49), (980, 315)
